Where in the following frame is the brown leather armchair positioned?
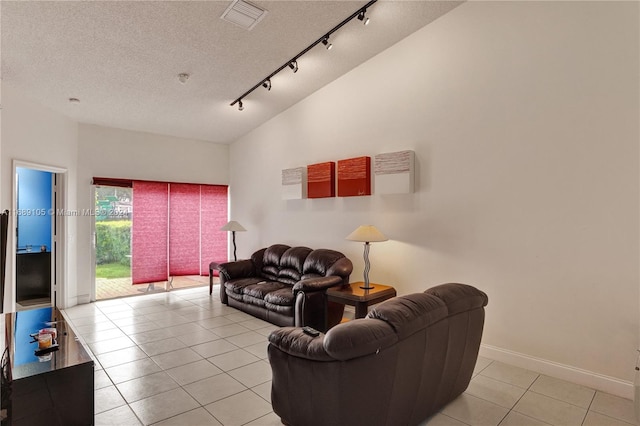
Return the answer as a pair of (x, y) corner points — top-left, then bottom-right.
(268, 283), (488, 426)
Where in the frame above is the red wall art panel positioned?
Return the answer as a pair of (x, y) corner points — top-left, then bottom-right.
(337, 156), (371, 197)
(307, 162), (336, 198)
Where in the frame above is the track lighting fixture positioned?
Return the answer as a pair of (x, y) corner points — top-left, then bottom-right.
(358, 10), (370, 25)
(230, 0), (377, 111)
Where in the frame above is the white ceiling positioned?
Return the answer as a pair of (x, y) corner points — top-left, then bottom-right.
(1, 1), (462, 144)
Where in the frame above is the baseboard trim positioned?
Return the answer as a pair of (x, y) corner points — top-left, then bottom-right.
(480, 344), (633, 400)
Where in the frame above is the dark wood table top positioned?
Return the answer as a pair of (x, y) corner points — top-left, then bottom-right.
(327, 282), (396, 302)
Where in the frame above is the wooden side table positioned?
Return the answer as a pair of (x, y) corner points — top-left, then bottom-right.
(209, 261), (224, 295)
(326, 282), (396, 319)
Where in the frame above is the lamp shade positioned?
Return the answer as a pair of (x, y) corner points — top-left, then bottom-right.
(220, 221), (246, 232)
(346, 225), (388, 243)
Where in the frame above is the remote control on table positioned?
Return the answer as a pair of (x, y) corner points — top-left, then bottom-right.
(302, 326), (320, 337)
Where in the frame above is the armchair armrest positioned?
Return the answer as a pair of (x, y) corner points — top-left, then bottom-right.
(293, 276), (342, 292)
(217, 259), (255, 281)
(268, 327), (335, 361)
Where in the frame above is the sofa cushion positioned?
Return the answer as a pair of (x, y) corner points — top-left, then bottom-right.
(243, 282), (287, 299)
(264, 287), (295, 307)
(277, 247), (312, 285)
(260, 245), (291, 281)
(225, 277), (263, 295)
(302, 249), (347, 279)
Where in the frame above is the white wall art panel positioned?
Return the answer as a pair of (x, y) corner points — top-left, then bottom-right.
(282, 167), (307, 200)
(374, 150), (415, 194)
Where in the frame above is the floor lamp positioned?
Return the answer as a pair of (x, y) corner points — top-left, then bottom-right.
(346, 225), (388, 290)
(220, 221), (246, 261)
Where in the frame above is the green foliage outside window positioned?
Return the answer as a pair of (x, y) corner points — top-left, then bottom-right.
(95, 220), (131, 265)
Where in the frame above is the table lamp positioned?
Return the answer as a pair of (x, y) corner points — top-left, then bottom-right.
(220, 220), (246, 261)
(346, 225), (388, 289)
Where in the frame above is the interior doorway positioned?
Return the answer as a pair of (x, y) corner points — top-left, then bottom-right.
(15, 167), (53, 308)
(12, 161), (67, 312)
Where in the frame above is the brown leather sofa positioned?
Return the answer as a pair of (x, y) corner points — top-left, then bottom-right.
(218, 244), (353, 331)
(268, 283), (488, 426)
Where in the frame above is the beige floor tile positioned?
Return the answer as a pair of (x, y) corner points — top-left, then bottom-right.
(224, 312), (256, 323)
(118, 321), (163, 335)
(151, 347), (202, 370)
(96, 346), (148, 368)
(244, 341), (269, 359)
(440, 393), (509, 426)
(89, 335), (136, 355)
(116, 371), (180, 403)
(197, 316), (235, 329)
(139, 337), (187, 356)
(589, 392), (636, 425)
(204, 390), (272, 426)
(165, 359), (223, 386)
(95, 369), (113, 389)
(513, 391), (587, 426)
(129, 388), (199, 425)
(474, 356), (493, 376)
(466, 374), (526, 409)
(499, 411), (551, 426)
(129, 327), (175, 345)
(94, 405), (143, 426)
(210, 323), (252, 338)
(192, 339), (239, 358)
(175, 328), (220, 346)
(480, 362), (539, 389)
(582, 410), (636, 426)
(251, 381), (272, 403)
(419, 413), (469, 426)
(183, 373), (246, 405)
(228, 360), (272, 388)
(530, 375), (595, 409)
(244, 412), (283, 426)
(82, 327), (127, 344)
(106, 357), (162, 384)
(95, 385), (127, 414)
(208, 348), (260, 371)
(152, 407), (222, 425)
(225, 331), (267, 348)
(165, 322), (208, 336)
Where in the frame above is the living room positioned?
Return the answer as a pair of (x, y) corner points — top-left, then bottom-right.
(1, 1), (638, 425)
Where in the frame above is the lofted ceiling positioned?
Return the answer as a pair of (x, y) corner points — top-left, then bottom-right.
(1, 1), (462, 144)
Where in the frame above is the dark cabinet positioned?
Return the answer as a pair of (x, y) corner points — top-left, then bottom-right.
(16, 252), (51, 303)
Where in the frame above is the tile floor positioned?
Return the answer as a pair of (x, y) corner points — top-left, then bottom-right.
(62, 285), (637, 426)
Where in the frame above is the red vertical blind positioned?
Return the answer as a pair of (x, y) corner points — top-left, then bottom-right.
(132, 181), (169, 284)
(200, 185), (228, 275)
(130, 180), (228, 284)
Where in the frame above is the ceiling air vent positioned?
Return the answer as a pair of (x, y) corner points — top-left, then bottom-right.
(221, 0), (268, 31)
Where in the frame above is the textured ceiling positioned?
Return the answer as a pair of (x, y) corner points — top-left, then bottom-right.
(1, 1), (462, 144)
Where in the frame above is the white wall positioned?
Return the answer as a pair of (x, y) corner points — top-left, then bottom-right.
(229, 2), (639, 396)
(1, 83), (79, 311)
(75, 124), (229, 303)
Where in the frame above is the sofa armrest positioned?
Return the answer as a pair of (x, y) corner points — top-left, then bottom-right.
(293, 276), (342, 292)
(323, 319), (398, 361)
(268, 327), (335, 361)
(217, 259), (255, 281)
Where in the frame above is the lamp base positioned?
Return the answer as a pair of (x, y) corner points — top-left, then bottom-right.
(359, 284), (375, 290)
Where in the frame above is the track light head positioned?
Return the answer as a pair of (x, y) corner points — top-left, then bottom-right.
(238, 99), (244, 111)
(358, 10), (370, 25)
(262, 79), (271, 91)
(289, 60), (298, 73)
(322, 38), (333, 50)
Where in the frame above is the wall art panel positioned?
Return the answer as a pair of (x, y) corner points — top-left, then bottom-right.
(307, 162), (335, 198)
(337, 156), (371, 197)
(374, 150), (415, 194)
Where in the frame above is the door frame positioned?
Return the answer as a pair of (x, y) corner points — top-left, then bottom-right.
(12, 160), (68, 311)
